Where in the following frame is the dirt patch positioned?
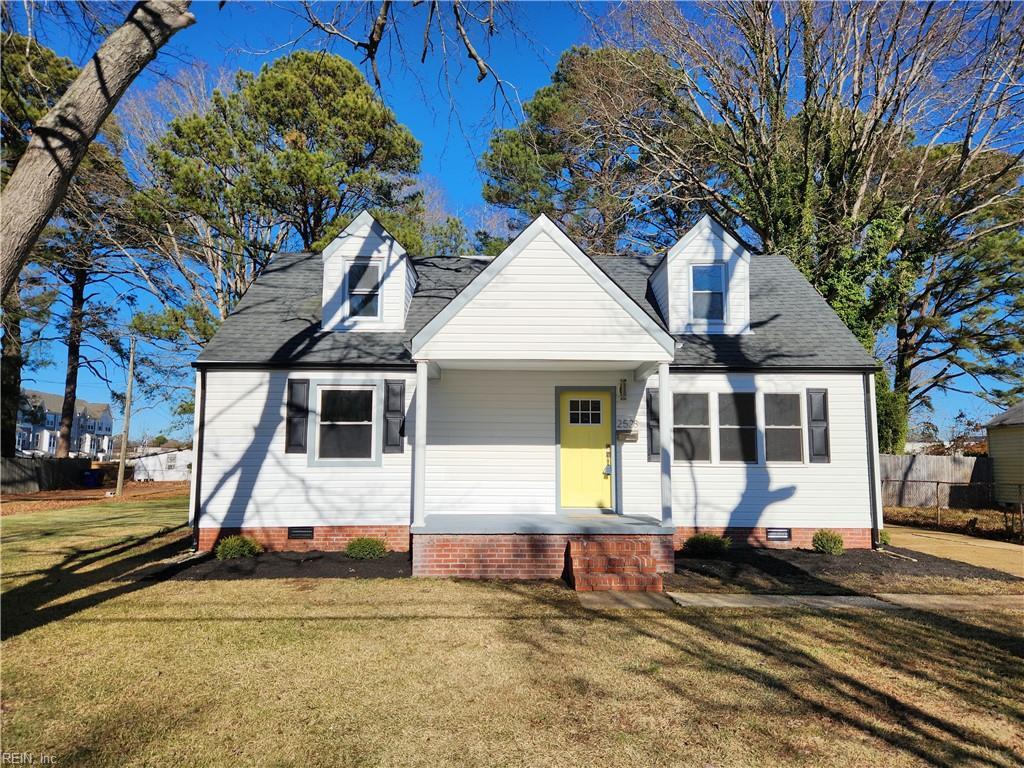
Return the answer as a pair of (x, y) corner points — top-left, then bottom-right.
(173, 550), (411, 581)
(885, 505), (1024, 543)
(0, 481), (189, 516)
(664, 545), (1024, 595)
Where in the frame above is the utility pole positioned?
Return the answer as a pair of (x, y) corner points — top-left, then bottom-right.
(115, 336), (135, 497)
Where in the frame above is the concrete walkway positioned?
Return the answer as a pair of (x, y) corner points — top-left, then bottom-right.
(885, 525), (1024, 578)
(577, 591), (1024, 612)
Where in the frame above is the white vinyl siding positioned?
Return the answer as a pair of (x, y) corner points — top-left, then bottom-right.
(196, 367), (873, 533)
(416, 231), (670, 362)
(659, 372), (873, 530)
(321, 218), (409, 332)
(197, 369), (414, 529)
(424, 369), (656, 516)
(663, 217), (751, 335)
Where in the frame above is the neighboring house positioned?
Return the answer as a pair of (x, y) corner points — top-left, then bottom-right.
(191, 212), (882, 589)
(134, 448), (194, 482)
(17, 389), (113, 459)
(986, 402), (1023, 506)
(904, 428), (944, 455)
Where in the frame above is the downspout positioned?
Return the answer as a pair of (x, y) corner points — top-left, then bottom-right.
(190, 367), (208, 551)
(862, 372), (882, 548)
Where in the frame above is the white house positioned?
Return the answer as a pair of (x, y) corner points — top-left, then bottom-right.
(191, 213), (882, 591)
(16, 390), (113, 459)
(134, 448), (194, 482)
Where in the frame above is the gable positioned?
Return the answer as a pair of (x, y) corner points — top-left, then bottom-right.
(651, 215), (751, 335)
(412, 216), (674, 362)
(321, 211), (413, 333)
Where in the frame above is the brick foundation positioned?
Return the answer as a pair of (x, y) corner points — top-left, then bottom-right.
(672, 527), (872, 550)
(411, 534), (675, 579)
(197, 525), (410, 553)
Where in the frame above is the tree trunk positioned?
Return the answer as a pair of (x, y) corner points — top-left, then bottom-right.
(0, 0), (195, 301)
(56, 268), (88, 458)
(1, 293), (23, 457)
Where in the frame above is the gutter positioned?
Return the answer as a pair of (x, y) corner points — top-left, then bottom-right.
(191, 361), (418, 371)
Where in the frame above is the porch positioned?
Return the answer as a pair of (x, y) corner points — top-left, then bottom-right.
(416, 511), (675, 535)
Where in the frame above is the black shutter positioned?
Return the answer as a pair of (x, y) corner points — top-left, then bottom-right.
(807, 389), (830, 463)
(383, 380), (406, 454)
(646, 388), (659, 462)
(285, 379), (309, 454)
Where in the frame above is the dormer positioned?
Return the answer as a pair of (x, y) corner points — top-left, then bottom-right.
(321, 211), (416, 332)
(649, 215), (751, 335)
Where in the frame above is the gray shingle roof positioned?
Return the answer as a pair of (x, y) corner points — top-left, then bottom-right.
(986, 401), (1023, 428)
(593, 254), (876, 369)
(197, 248), (876, 370)
(22, 389), (111, 419)
(197, 253), (486, 366)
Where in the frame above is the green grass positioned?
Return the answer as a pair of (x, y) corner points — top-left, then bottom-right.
(2, 497), (1023, 767)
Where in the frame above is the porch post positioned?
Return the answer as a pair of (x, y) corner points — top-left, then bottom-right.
(658, 362), (672, 524)
(413, 360), (429, 526)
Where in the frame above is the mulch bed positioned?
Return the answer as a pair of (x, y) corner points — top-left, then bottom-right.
(664, 545), (1022, 594)
(172, 550), (411, 581)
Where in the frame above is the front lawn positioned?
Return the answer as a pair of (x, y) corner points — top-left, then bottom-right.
(2, 498), (1022, 767)
(666, 546), (1024, 596)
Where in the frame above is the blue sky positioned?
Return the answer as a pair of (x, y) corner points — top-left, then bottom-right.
(19, 1), (1001, 439)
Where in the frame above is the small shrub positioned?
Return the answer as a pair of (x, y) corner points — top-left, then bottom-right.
(215, 535), (264, 560)
(878, 529), (892, 546)
(812, 529), (844, 555)
(681, 532), (732, 558)
(345, 537), (387, 560)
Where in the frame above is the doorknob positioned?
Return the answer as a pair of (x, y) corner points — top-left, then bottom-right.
(603, 444), (612, 476)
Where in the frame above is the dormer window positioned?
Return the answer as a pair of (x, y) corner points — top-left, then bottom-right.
(691, 264), (725, 322)
(348, 262), (381, 318)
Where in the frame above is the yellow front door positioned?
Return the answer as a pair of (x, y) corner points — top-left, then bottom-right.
(559, 390), (613, 510)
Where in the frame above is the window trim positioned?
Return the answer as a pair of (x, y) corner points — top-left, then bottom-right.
(306, 380), (384, 467)
(689, 262), (727, 326)
(346, 260), (383, 321)
(762, 391), (806, 464)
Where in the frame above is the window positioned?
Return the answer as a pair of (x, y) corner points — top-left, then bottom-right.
(317, 387), (374, 459)
(348, 262), (380, 318)
(568, 398), (602, 425)
(692, 264), (725, 322)
(765, 394), (803, 462)
(673, 393), (710, 462)
(718, 392), (757, 462)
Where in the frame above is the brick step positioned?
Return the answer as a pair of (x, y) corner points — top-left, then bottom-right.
(569, 554), (658, 574)
(568, 539), (652, 557)
(573, 571), (664, 593)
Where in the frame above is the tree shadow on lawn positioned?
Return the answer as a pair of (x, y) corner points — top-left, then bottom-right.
(477, 577), (1024, 768)
(1, 523), (191, 641)
(667, 545), (1023, 595)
